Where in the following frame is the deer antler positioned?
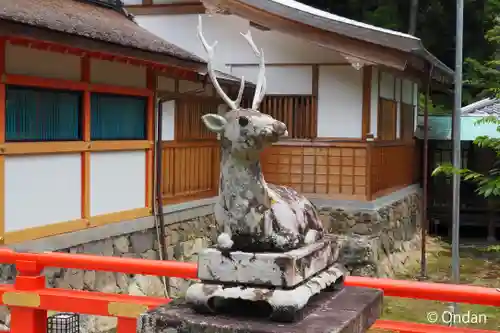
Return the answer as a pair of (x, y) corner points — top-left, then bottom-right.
(197, 16), (245, 110)
(240, 31), (266, 110)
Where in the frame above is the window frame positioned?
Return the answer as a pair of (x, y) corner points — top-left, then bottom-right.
(90, 92), (148, 141)
(5, 85), (83, 143)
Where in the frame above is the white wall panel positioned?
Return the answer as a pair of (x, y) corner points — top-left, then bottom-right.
(162, 100), (176, 141)
(231, 65), (312, 95)
(90, 151), (146, 216)
(5, 154), (82, 232)
(317, 66), (363, 138)
(402, 79), (414, 104)
(379, 71), (395, 99)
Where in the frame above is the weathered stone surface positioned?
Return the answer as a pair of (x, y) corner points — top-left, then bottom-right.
(186, 263), (346, 322)
(131, 231), (155, 254)
(138, 286), (382, 333)
(198, 235), (340, 287)
(318, 192), (422, 277)
(128, 275), (167, 298)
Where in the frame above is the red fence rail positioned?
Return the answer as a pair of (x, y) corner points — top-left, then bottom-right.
(0, 248), (496, 333)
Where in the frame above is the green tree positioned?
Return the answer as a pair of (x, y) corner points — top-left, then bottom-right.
(433, 116), (500, 197)
(432, 11), (499, 197)
(464, 0), (500, 100)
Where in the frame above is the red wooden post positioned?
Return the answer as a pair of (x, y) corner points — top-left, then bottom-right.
(9, 260), (47, 333)
(117, 318), (137, 333)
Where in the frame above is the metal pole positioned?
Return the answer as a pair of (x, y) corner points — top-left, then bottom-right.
(420, 72), (431, 280)
(451, 0), (464, 317)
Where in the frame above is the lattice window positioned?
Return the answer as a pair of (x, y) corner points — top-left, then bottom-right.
(90, 93), (147, 140)
(5, 86), (82, 142)
(260, 95), (316, 139)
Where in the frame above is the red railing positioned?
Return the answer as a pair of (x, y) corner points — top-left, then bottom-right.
(0, 248), (497, 333)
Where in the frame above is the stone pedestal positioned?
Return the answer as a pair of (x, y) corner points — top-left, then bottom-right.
(185, 236), (347, 322)
(137, 286), (383, 333)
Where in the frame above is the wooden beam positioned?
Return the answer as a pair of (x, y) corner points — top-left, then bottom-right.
(0, 141), (153, 155)
(81, 55), (91, 223)
(0, 38), (5, 245)
(311, 65), (319, 139)
(2, 74), (154, 97)
(145, 69), (155, 209)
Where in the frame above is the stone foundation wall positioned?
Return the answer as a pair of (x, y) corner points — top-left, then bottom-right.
(0, 214), (217, 333)
(0, 188), (421, 333)
(317, 191), (422, 277)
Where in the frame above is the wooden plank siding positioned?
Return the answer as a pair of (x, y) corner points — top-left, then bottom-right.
(260, 95), (317, 139)
(162, 98), (220, 204)
(162, 141), (219, 204)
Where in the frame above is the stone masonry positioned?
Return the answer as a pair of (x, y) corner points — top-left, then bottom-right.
(0, 190), (421, 333)
(0, 214), (218, 333)
(318, 192), (422, 277)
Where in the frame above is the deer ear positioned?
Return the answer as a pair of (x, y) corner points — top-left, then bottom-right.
(202, 113), (227, 133)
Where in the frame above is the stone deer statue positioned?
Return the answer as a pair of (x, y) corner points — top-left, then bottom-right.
(197, 16), (324, 252)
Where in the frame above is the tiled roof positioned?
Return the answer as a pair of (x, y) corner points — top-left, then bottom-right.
(0, 0), (205, 64)
(461, 98), (500, 116)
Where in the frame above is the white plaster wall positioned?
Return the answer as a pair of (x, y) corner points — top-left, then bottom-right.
(90, 59), (147, 88)
(90, 151), (146, 216)
(5, 154), (82, 232)
(317, 66), (363, 138)
(5, 44), (81, 81)
(231, 66), (312, 94)
(370, 67), (379, 137)
(123, 0), (142, 4)
(379, 71), (395, 100)
(162, 100), (176, 141)
(135, 14), (347, 71)
(402, 79), (413, 104)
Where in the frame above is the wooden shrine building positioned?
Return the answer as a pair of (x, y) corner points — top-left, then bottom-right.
(126, 0), (453, 204)
(0, 0), (254, 245)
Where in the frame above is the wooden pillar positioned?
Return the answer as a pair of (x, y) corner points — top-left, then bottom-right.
(0, 38), (6, 244)
(311, 65), (319, 138)
(81, 55), (91, 223)
(145, 69), (156, 210)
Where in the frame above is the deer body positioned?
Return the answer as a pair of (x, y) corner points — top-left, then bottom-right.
(197, 17), (325, 252)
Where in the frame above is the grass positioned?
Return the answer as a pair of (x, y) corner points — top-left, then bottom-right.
(370, 237), (500, 331)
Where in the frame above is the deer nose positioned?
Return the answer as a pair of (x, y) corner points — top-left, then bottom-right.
(273, 121), (287, 136)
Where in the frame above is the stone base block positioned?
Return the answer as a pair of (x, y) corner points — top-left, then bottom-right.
(138, 286), (383, 333)
(197, 235), (340, 288)
(185, 263), (346, 322)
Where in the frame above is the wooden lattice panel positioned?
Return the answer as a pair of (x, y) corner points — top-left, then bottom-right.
(262, 143), (368, 199)
(162, 141), (220, 204)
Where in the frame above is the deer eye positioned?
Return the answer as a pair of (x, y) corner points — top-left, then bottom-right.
(238, 116), (249, 127)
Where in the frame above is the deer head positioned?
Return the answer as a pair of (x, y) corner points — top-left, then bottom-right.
(197, 16), (288, 160)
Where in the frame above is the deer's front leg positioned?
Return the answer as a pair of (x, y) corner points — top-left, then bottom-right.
(214, 202), (234, 250)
